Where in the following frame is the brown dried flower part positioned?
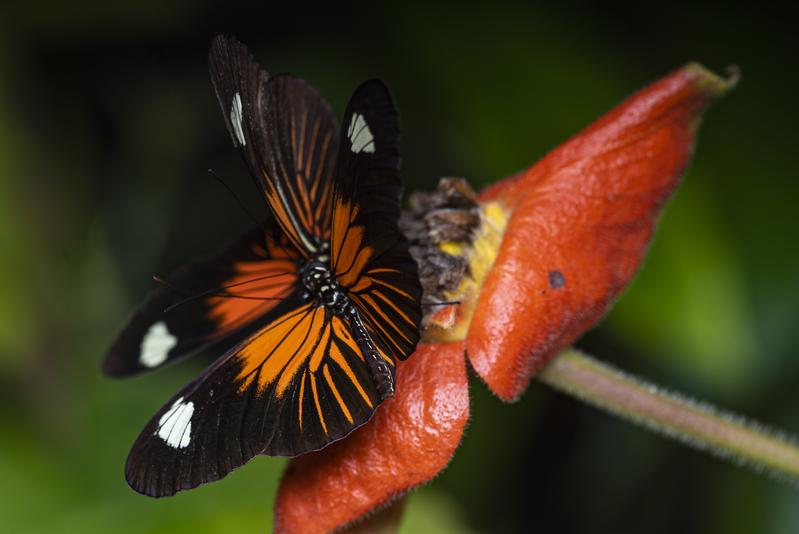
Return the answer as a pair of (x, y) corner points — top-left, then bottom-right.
(398, 177), (481, 308)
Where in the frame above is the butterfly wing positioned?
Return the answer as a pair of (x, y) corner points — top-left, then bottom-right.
(331, 80), (422, 367)
(103, 222), (300, 377)
(209, 35), (338, 258)
(125, 301), (383, 497)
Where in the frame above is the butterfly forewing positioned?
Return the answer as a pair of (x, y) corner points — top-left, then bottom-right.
(330, 80), (422, 363)
(210, 36), (338, 258)
(103, 222), (300, 377)
(208, 35), (267, 175)
(258, 76), (339, 252)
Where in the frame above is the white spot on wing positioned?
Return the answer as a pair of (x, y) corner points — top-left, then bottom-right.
(157, 397), (194, 449)
(140, 321), (177, 368)
(231, 93), (246, 146)
(347, 113), (375, 153)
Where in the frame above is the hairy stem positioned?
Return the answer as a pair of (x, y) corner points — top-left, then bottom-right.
(538, 348), (799, 483)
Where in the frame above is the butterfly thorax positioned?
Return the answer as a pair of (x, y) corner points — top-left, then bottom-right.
(300, 258), (346, 311)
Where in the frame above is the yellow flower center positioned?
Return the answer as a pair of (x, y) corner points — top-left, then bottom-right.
(423, 201), (509, 342)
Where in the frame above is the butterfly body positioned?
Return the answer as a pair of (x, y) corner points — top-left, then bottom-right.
(299, 249), (395, 399)
(104, 35), (421, 497)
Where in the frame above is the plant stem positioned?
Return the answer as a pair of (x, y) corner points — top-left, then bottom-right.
(538, 348), (799, 483)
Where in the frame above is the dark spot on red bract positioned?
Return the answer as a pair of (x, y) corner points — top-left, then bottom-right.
(548, 270), (565, 289)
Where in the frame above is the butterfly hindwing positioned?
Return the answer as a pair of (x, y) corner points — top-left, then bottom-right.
(209, 35), (339, 257)
(103, 222), (300, 377)
(125, 301), (382, 497)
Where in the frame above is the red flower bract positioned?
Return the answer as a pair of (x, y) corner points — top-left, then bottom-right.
(273, 63), (735, 533)
(468, 63), (734, 401)
(275, 341), (468, 534)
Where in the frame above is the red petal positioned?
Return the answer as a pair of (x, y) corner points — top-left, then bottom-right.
(468, 64), (736, 401)
(274, 341), (469, 534)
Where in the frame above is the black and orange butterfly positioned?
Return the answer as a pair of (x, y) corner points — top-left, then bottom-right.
(103, 35), (422, 498)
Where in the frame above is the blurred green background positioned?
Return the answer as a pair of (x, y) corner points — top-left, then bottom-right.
(1, 1), (797, 533)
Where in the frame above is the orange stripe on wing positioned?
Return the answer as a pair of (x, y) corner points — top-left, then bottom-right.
(311, 133), (335, 242)
(331, 198), (354, 264)
(296, 171), (313, 231)
(310, 373), (328, 435)
(298, 371), (307, 430)
(354, 293), (411, 346)
(236, 304), (312, 393)
(323, 363), (353, 424)
(337, 244), (373, 288)
(295, 107), (308, 170)
(290, 108), (299, 169)
(349, 272), (413, 298)
(310, 131), (332, 199)
(370, 276), (415, 301)
(309, 320), (331, 373)
(329, 338), (373, 409)
(370, 288), (415, 327)
(349, 277), (372, 293)
(276, 307), (326, 396)
(332, 318), (362, 361)
(368, 267), (402, 275)
(330, 197), (364, 270)
(305, 115), (320, 177)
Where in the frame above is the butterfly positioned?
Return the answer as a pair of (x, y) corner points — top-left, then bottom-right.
(103, 34), (422, 498)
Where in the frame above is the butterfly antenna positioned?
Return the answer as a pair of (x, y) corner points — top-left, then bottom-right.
(206, 172), (304, 261)
(164, 290), (289, 313)
(161, 272), (294, 313)
(153, 275), (189, 295)
(208, 168), (261, 227)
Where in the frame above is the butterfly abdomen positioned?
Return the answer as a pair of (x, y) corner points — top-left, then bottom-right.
(347, 308), (395, 400)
